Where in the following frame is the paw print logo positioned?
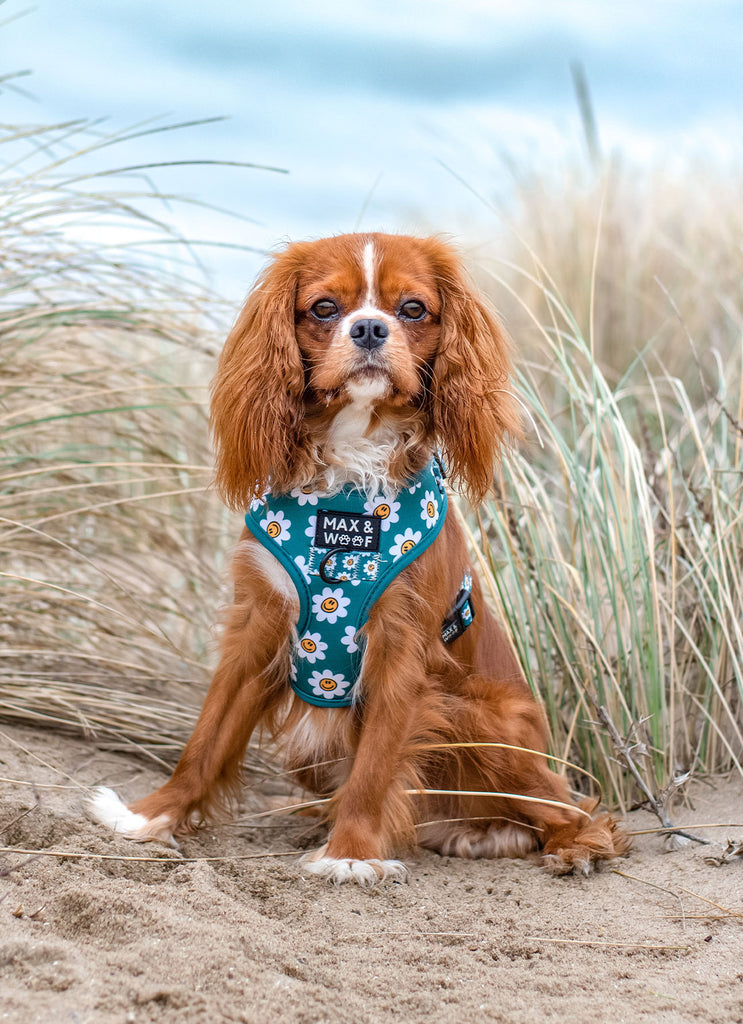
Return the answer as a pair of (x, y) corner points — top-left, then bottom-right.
(297, 632), (327, 664)
(309, 670), (351, 700)
(312, 587), (350, 623)
(420, 490), (439, 529)
(390, 528), (422, 561)
(261, 509), (291, 543)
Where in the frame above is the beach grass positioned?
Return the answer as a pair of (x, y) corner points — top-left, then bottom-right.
(467, 150), (743, 810)
(0, 115), (247, 764)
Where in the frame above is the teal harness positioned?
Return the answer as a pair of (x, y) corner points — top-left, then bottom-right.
(246, 459), (473, 707)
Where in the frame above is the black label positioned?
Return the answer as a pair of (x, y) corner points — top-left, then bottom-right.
(314, 510), (381, 552)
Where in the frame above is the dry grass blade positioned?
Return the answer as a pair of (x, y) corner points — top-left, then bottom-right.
(524, 936), (689, 951)
(421, 741), (604, 797)
(0, 847), (298, 863)
(405, 789), (592, 820)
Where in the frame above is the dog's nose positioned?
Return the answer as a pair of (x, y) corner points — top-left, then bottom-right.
(349, 318), (389, 350)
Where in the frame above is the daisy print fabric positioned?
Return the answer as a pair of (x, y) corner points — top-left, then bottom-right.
(297, 631), (328, 665)
(260, 509), (291, 544)
(312, 587), (350, 624)
(421, 490), (440, 529)
(308, 670), (352, 701)
(363, 491), (401, 532)
(244, 458), (447, 706)
(390, 528), (422, 561)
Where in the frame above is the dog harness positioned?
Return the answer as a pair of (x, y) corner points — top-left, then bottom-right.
(246, 459), (474, 707)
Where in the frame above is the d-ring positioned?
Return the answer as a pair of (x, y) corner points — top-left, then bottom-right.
(318, 547), (348, 584)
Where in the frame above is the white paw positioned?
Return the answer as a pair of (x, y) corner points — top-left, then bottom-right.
(86, 786), (177, 847)
(300, 851), (408, 887)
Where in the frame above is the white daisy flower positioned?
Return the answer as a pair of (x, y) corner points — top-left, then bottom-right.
(364, 492), (401, 532)
(294, 555), (312, 584)
(363, 559), (379, 578)
(312, 586), (350, 623)
(390, 528), (422, 561)
(249, 491), (269, 513)
(309, 670), (352, 700)
(408, 480), (423, 493)
(290, 484), (320, 507)
(340, 625), (360, 654)
(297, 631), (327, 664)
(305, 515), (317, 540)
(421, 490), (439, 529)
(260, 508), (291, 544)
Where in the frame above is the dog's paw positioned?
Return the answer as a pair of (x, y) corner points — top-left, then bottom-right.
(86, 786), (177, 847)
(541, 849), (593, 877)
(300, 848), (408, 887)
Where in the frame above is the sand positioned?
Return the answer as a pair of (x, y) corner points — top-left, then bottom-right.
(1, 721), (742, 1024)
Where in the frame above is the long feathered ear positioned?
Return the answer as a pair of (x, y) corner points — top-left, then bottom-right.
(429, 243), (522, 505)
(210, 250), (306, 511)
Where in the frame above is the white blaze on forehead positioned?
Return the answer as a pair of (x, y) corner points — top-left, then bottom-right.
(339, 239), (392, 337)
(362, 240), (377, 307)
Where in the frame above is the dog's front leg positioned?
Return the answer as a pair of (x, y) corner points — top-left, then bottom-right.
(302, 585), (423, 886)
(88, 545), (296, 845)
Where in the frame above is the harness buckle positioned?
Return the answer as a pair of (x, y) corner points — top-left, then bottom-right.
(441, 583), (475, 645)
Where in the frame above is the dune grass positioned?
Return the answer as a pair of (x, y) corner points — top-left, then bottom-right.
(478, 316), (743, 812)
(1, 111), (741, 820)
(0, 115), (255, 764)
(467, 154), (743, 812)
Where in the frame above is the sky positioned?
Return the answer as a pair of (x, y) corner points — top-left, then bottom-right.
(2, 0), (742, 303)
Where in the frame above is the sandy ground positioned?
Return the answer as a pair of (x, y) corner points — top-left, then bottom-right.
(1, 721), (742, 1024)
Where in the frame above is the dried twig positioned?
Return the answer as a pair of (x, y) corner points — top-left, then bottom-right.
(596, 705), (709, 846)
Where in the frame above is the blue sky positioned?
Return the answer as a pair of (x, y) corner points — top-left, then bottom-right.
(2, 0), (741, 301)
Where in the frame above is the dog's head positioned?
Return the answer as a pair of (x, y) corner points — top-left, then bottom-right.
(211, 233), (520, 508)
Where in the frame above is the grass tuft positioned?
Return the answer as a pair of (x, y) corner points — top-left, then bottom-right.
(0, 114), (253, 761)
(469, 165), (743, 808)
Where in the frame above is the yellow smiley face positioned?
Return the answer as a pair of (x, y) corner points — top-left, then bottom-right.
(401, 539), (416, 554)
(321, 596), (338, 613)
(301, 637), (317, 653)
(426, 501), (435, 518)
(319, 677), (337, 691)
(374, 504), (390, 519)
(266, 521), (281, 538)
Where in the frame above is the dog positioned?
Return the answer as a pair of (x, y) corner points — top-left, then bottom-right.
(89, 232), (628, 884)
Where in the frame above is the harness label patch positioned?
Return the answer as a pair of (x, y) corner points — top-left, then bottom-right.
(314, 510), (381, 552)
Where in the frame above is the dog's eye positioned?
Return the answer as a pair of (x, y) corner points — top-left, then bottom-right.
(311, 299), (339, 320)
(398, 300), (427, 321)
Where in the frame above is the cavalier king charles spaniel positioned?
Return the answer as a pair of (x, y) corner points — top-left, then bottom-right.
(89, 233), (628, 884)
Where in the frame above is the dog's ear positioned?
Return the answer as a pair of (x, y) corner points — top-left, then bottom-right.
(210, 248), (306, 510)
(427, 241), (522, 505)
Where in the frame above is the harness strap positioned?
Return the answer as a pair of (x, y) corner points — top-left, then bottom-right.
(441, 572), (475, 644)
